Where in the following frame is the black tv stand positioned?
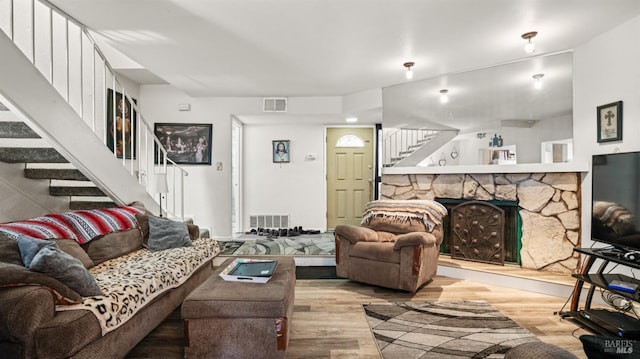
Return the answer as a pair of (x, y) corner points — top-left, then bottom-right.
(559, 248), (640, 337)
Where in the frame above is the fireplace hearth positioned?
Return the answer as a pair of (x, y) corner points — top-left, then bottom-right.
(380, 172), (581, 274)
(438, 199), (520, 265)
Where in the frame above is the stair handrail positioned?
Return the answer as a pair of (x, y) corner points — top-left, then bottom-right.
(382, 128), (442, 166)
(1, 0), (188, 219)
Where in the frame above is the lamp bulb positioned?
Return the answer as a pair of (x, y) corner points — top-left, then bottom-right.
(439, 89), (449, 104)
(405, 69), (413, 80)
(532, 74), (544, 89)
(524, 42), (535, 54)
(534, 79), (543, 89)
(403, 62), (415, 80)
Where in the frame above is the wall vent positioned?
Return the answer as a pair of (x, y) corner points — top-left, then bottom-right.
(249, 214), (289, 229)
(263, 97), (287, 112)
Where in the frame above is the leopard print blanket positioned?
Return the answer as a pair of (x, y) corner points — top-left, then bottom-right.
(56, 238), (220, 335)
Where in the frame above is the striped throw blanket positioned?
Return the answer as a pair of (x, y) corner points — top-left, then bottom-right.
(0, 206), (143, 244)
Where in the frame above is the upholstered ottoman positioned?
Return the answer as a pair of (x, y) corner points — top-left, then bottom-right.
(182, 256), (296, 359)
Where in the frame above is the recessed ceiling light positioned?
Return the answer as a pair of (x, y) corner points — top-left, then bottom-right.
(346, 117), (358, 123)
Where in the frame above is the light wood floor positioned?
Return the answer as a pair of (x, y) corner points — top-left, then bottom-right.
(127, 273), (590, 358)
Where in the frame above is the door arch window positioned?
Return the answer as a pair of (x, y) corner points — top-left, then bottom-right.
(335, 134), (365, 148)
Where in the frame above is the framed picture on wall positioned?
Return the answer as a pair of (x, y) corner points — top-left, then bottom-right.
(597, 101), (623, 143)
(106, 89), (137, 159)
(154, 123), (212, 165)
(272, 140), (290, 163)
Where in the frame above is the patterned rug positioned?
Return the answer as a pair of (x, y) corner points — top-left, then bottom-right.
(363, 301), (539, 359)
(219, 232), (335, 256)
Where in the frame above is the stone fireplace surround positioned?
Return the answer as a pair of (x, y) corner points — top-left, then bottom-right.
(381, 172), (581, 274)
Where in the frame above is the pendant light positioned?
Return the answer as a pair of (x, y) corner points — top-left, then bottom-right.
(439, 89), (449, 104)
(532, 73), (544, 89)
(403, 62), (415, 80)
(521, 31), (538, 54)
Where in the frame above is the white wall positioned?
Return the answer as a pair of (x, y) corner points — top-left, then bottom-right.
(7, 11), (638, 242)
(431, 117), (573, 166)
(139, 86), (342, 237)
(574, 15), (640, 248)
(243, 123), (326, 231)
(138, 86), (257, 238)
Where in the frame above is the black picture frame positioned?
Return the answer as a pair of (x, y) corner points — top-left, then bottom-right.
(597, 101), (623, 143)
(154, 123), (212, 165)
(106, 89), (137, 159)
(272, 140), (290, 163)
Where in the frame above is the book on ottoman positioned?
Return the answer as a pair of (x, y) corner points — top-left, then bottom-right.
(219, 258), (278, 283)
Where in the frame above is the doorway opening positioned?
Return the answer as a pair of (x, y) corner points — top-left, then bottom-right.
(231, 119), (242, 234)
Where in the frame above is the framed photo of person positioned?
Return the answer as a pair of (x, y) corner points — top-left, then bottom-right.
(272, 140), (290, 163)
(154, 123), (212, 165)
(106, 89), (137, 159)
(597, 101), (623, 143)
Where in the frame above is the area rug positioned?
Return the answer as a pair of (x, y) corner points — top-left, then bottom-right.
(362, 301), (539, 359)
(219, 232), (335, 256)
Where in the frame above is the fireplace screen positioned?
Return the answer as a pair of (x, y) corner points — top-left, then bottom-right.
(450, 201), (506, 265)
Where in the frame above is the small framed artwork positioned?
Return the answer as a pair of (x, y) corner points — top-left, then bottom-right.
(597, 101), (623, 143)
(272, 140), (290, 163)
(154, 123), (212, 165)
(106, 89), (137, 159)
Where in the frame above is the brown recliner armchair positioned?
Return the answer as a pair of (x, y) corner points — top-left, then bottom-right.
(334, 200), (447, 292)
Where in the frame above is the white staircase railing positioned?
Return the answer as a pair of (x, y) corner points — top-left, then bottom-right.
(382, 128), (440, 167)
(0, 0), (187, 219)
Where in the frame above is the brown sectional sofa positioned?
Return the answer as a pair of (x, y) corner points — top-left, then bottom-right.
(0, 206), (219, 358)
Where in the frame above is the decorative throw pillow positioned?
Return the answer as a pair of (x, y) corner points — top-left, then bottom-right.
(17, 235), (103, 296)
(136, 213), (200, 248)
(52, 239), (95, 269)
(0, 261), (82, 304)
(17, 235), (56, 267)
(187, 224), (200, 241)
(147, 216), (192, 251)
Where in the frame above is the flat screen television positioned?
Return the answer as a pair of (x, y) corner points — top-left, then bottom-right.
(591, 151), (640, 251)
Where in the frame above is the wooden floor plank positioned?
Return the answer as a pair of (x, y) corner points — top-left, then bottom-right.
(127, 274), (588, 358)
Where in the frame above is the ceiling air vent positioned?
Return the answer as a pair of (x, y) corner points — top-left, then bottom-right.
(263, 97), (287, 112)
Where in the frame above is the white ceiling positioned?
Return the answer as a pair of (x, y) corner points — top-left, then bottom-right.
(48, 0), (640, 127)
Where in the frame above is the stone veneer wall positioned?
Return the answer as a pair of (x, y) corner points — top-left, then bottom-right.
(381, 172), (581, 274)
